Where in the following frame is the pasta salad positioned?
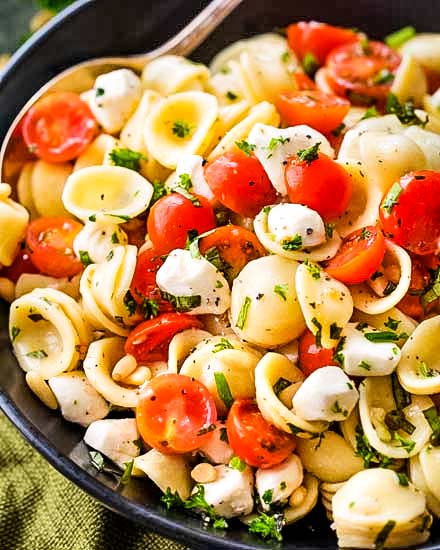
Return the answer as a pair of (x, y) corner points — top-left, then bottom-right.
(3, 19), (440, 548)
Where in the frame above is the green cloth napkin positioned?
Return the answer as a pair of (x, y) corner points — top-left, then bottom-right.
(0, 412), (188, 550)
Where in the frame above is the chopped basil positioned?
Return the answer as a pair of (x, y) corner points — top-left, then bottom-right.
(371, 270), (383, 280)
(383, 281), (397, 296)
(160, 292), (201, 312)
(120, 460), (134, 484)
(358, 360), (372, 371)
(173, 174), (201, 206)
(172, 119), (193, 138)
(382, 182), (403, 214)
(385, 26), (416, 49)
(360, 227), (373, 240)
(212, 338), (234, 353)
(274, 283), (289, 301)
(10, 326), (20, 342)
(333, 336), (346, 367)
(95, 87), (105, 97)
(106, 250), (114, 262)
(219, 427), (228, 443)
(88, 214), (96, 222)
(109, 147), (146, 171)
(108, 214), (131, 222)
(423, 407), (440, 446)
(297, 142), (320, 164)
(150, 180), (168, 205)
(203, 246), (230, 274)
(273, 377), (291, 396)
(176, 173), (193, 191)
(355, 424), (394, 469)
(280, 51), (290, 63)
(364, 331), (400, 342)
(302, 51), (320, 77)
(89, 451), (105, 472)
(391, 372), (411, 410)
(330, 401), (347, 416)
(235, 140), (256, 157)
(197, 423), (216, 436)
(393, 432), (415, 453)
(384, 317), (400, 331)
(28, 313), (44, 322)
(396, 472), (409, 486)
(375, 520), (396, 550)
(229, 456), (246, 472)
(262, 489), (273, 505)
(26, 349), (48, 359)
(421, 267), (440, 307)
(311, 317), (322, 347)
(324, 222), (335, 239)
(236, 296), (251, 330)
(385, 92), (426, 126)
(281, 234), (302, 251)
(329, 323), (342, 340)
(79, 250), (93, 266)
(141, 298), (159, 319)
(111, 231), (120, 244)
(385, 409), (416, 434)
(214, 372), (234, 409)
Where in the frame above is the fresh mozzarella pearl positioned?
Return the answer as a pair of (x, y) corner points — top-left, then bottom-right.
(73, 222), (128, 264)
(292, 366), (359, 422)
(267, 203), (326, 249)
(156, 249), (230, 315)
(256, 454), (303, 511)
(167, 154), (216, 203)
(198, 422), (234, 464)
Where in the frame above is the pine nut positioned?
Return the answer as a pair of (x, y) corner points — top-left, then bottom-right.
(123, 365), (151, 386)
(289, 486), (307, 507)
(26, 371), (58, 410)
(191, 463), (217, 484)
(112, 354), (137, 381)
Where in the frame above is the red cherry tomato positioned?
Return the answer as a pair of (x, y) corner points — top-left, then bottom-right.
(125, 313), (203, 363)
(26, 217), (83, 278)
(277, 90), (350, 135)
(397, 256), (432, 321)
(285, 151), (353, 220)
(298, 329), (337, 376)
(293, 72), (317, 91)
(379, 171), (440, 255)
(204, 150), (277, 218)
(22, 92), (96, 163)
(325, 41), (401, 104)
(129, 248), (173, 312)
(147, 193), (216, 255)
(287, 21), (358, 65)
(1, 247), (39, 282)
(136, 374), (217, 454)
(324, 226), (386, 284)
(198, 225), (266, 280)
(226, 399), (296, 469)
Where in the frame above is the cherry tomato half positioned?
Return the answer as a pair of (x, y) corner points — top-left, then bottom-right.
(204, 149), (277, 218)
(298, 329), (337, 376)
(293, 72), (317, 91)
(26, 217), (83, 278)
(226, 399), (296, 469)
(397, 257), (432, 321)
(125, 312), (203, 363)
(1, 247), (39, 282)
(136, 373), (217, 454)
(324, 226), (386, 284)
(198, 225), (266, 281)
(147, 193), (216, 255)
(285, 151), (353, 220)
(379, 170), (440, 256)
(326, 41), (401, 104)
(129, 248), (173, 312)
(22, 92), (96, 163)
(277, 90), (350, 136)
(287, 21), (358, 65)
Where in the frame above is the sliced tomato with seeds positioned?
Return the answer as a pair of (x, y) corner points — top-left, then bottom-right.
(26, 217), (83, 278)
(198, 225), (266, 281)
(129, 248), (172, 312)
(277, 90), (350, 135)
(22, 92), (96, 163)
(226, 399), (296, 469)
(125, 313), (203, 363)
(136, 374), (217, 454)
(325, 41), (401, 104)
(298, 329), (337, 376)
(324, 226), (386, 284)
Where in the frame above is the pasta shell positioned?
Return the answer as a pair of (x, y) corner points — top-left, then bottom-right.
(410, 452), (440, 517)
(352, 306), (417, 343)
(391, 54), (428, 106)
(0, 183), (29, 266)
(144, 91), (218, 169)
(142, 56), (210, 96)
(17, 162), (39, 219)
(167, 328), (212, 373)
(74, 134), (118, 172)
(31, 160), (72, 218)
(62, 165), (153, 223)
(400, 33), (440, 73)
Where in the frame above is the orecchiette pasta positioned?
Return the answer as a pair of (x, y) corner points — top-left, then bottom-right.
(0, 183), (29, 266)
(142, 56), (210, 95)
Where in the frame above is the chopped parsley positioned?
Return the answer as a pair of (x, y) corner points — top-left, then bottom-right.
(273, 377), (291, 396)
(355, 424), (394, 469)
(197, 423), (216, 436)
(141, 298), (159, 319)
(229, 456), (246, 472)
(385, 26), (416, 49)
(393, 432), (415, 454)
(26, 349), (48, 359)
(184, 484), (223, 524)
(311, 317), (322, 347)
(423, 406), (440, 446)
(150, 181), (168, 205)
(274, 283), (289, 301)
(176, 173), (192, 191)
(266, 136), (289, 158)
(111, 231), (120, 244)
(360, 227), (373, 240)
(172, 119), (193, 138)
(385, 92), (426, 126)
(214, 372), (234, 409)
(361, 105), (379, 120)
(330, 323), (342, 340)
(324, 222), (335, 239)
(297, 142), (320, 164)
(235, 140), (256, 156)
(212, 338), (234, 353)
(109, 148), (146, 171)
(10, 326), (20, 342)
(248, 512), (284, 542)
(375, 520), (396, 550)
(160, 292), (201, 312)
(120, 460), (134, 485)
(358, 360), (372, 371)
(262, 489), (273, 505)
(419, 360), (437, 378)
(79, 250), (93, 266)
(123, 291), (137, 316)
(173, 174), (201, 206)
(384, 317), (400, 331)
(302, 51), (320, 77)
(281, 234), (302, 251)
(304, 259), (321, 279)
(236, 296), (251, 330)
(382, 182), (403, 214)
(161, 488), (184, 510)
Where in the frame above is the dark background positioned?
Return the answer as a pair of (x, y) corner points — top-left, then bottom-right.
(0, 0), (36, 53)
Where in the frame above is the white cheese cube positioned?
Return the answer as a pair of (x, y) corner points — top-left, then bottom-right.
(247, 123), (334, 195)
(292, 366), (359, 422)
(198, 464), (254, 518)
(337, 322), (401, 377)
(256, 454), (303, 511)
(48, 371), (109, 427)
(89, 69), (142, 134)
(198, 422), (234, 464)
(84, 418), (141, 469)
(167, 154), (216, 204)
(156, 249), (230, 315)
(267, 203), (326, 249)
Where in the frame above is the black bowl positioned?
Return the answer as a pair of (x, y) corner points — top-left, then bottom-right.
(2, 1), (440, 548)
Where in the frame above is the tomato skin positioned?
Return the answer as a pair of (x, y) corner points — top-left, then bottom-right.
(204, 150), (277, 218)
(325, 226), (386, 284)
(379, 171), (440, 256)
(125, 313), (203, 363)
(226, 399), (296, 469)
(287, 21), (358, 65)
(325, 41), (401, 104)
(22, 92), (96, 163)
(1, 247), (39, 282)
(285, 152), (353, 220)
(293, 72), (317, 91)
(147, 193), (216, 255)
(298, 329), (337, 376)
(198, 225), (266, 280)
(277, 90), (350, 135)
(130, 248), (173, 312)
(136, 374), (217, 454)
(397, 257), (432, 320)
(26, 217), (83, 278)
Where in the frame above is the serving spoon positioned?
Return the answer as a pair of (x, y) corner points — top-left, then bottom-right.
(0, 0), (243, 180)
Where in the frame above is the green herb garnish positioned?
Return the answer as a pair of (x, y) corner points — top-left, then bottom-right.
(248, 512), (284, 542)
(235, 140), (256, 156)
(297, 142), (320, 164)
(302, 52), (320, 77)
(26, 349), (48, 359)
(79, 250), (93, 266)
(386, 92), (425, 126)
(273, 377), (291, 396)
(282, 235), (302, 251)
(274, 283), (289, 301)
(160, 292), (201, 312)
(109, 148), (146, 171)
(236, 296), (251, 330)
(11, 326), (20, 342)
(385, 26), (416, 49)
(375, 520), (396, 550)
(229, 456), (246, 472)
(214, 372), (234, 409)
(172, 120), (193, 138)
(212, 338), (234, 353)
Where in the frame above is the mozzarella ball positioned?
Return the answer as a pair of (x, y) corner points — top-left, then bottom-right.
(267, 203), (326, 249)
